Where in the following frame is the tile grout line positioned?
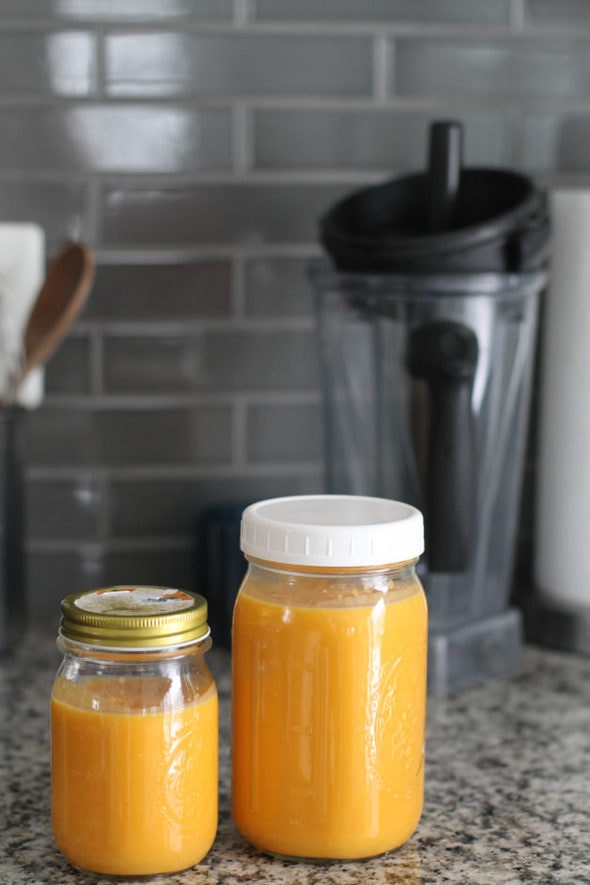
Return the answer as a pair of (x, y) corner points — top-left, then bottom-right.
(511, 104), (526, 167)
(231, 253), (246, 318)
(94, 24), (106, 100)
(233, 0), (254, 26)
(88, 325), (104, 396)
(26, 458), (323, 482)
(232, 397), (249, 469)
(232, 102), (253, 172)
(33, 389), (321, 412)
(373, 33), (392, 103)
(511, 0), (527, 32)
(5, 95), (590, 112)
(3, 15), (590, 38)
(26, 537), (197, 554)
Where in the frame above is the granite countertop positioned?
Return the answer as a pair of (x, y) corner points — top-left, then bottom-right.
(2, 629), (590, 885)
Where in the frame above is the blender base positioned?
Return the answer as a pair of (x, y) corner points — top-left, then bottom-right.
(428, 607), (523, 697)
(527, 596), (590, 655)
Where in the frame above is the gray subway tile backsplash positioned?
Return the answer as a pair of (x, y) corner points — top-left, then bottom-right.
(44, 336), (92, 396)
(104, 32), (373, 98)
(95, 546), (196, 597)
(24, 406), (233, 467)
(0, 4), (585, 616)
(85, 261), (232, 321)
(109, 473), (322, 539)
(23, 410), (100, 467)
(254, 109), (513, 171)
(110, 477), (218, 537)
(103, 329), (319, 394)
(255, 0), (513, 27)
(0, 182), (91, 249)
(246, 402), (322, 463)
(393, 37), (590, 100)
(0, 106), (232, 174)
(523, 113), (590, 172)
(101, 183), (352, 246)
(27, 545), (196, 621)
(0, 30), (96, 96)
(27, 476), (103, 540)
(0, 1), (232, 22)
(244, 258), (315, 318)
(526, 0), (590, 28)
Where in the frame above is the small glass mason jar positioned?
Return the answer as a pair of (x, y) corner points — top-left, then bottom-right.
(232, 495), (428, 862)
(51, 585), (218, 878)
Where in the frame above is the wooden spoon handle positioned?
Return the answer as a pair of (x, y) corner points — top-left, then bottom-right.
(23, 242), (94, 376)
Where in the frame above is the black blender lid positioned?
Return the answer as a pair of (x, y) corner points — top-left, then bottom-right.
(320, 120), (550, 274)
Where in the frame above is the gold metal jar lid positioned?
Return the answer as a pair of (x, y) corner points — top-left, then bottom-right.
(60, 585), (210, 649)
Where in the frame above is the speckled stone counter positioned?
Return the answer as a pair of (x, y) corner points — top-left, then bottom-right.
(2, 628), (590, 884)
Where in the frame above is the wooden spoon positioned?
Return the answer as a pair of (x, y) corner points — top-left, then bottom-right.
(21, 241), (94, 379)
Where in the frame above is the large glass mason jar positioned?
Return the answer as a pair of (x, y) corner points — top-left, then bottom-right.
(51, 585), (218, 877)
(232, 495), (427, 861)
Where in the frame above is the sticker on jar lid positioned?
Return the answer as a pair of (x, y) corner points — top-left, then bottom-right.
(74, 586), (196, 616)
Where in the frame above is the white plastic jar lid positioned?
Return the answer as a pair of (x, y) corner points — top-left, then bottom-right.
(240, 495), (424, 568)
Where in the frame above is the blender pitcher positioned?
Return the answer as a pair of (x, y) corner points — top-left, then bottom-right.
(309, 121), (550, 696)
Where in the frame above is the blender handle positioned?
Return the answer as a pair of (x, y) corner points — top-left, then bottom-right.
(407, 320), (478, 573)
(426, 377), (477, 572)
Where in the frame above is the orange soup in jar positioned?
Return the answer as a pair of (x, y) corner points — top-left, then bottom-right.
(232, 495), (427, 861)
(51, 586), (218, 877)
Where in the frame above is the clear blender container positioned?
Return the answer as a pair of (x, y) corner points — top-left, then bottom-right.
(310, 122), (550, 696)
